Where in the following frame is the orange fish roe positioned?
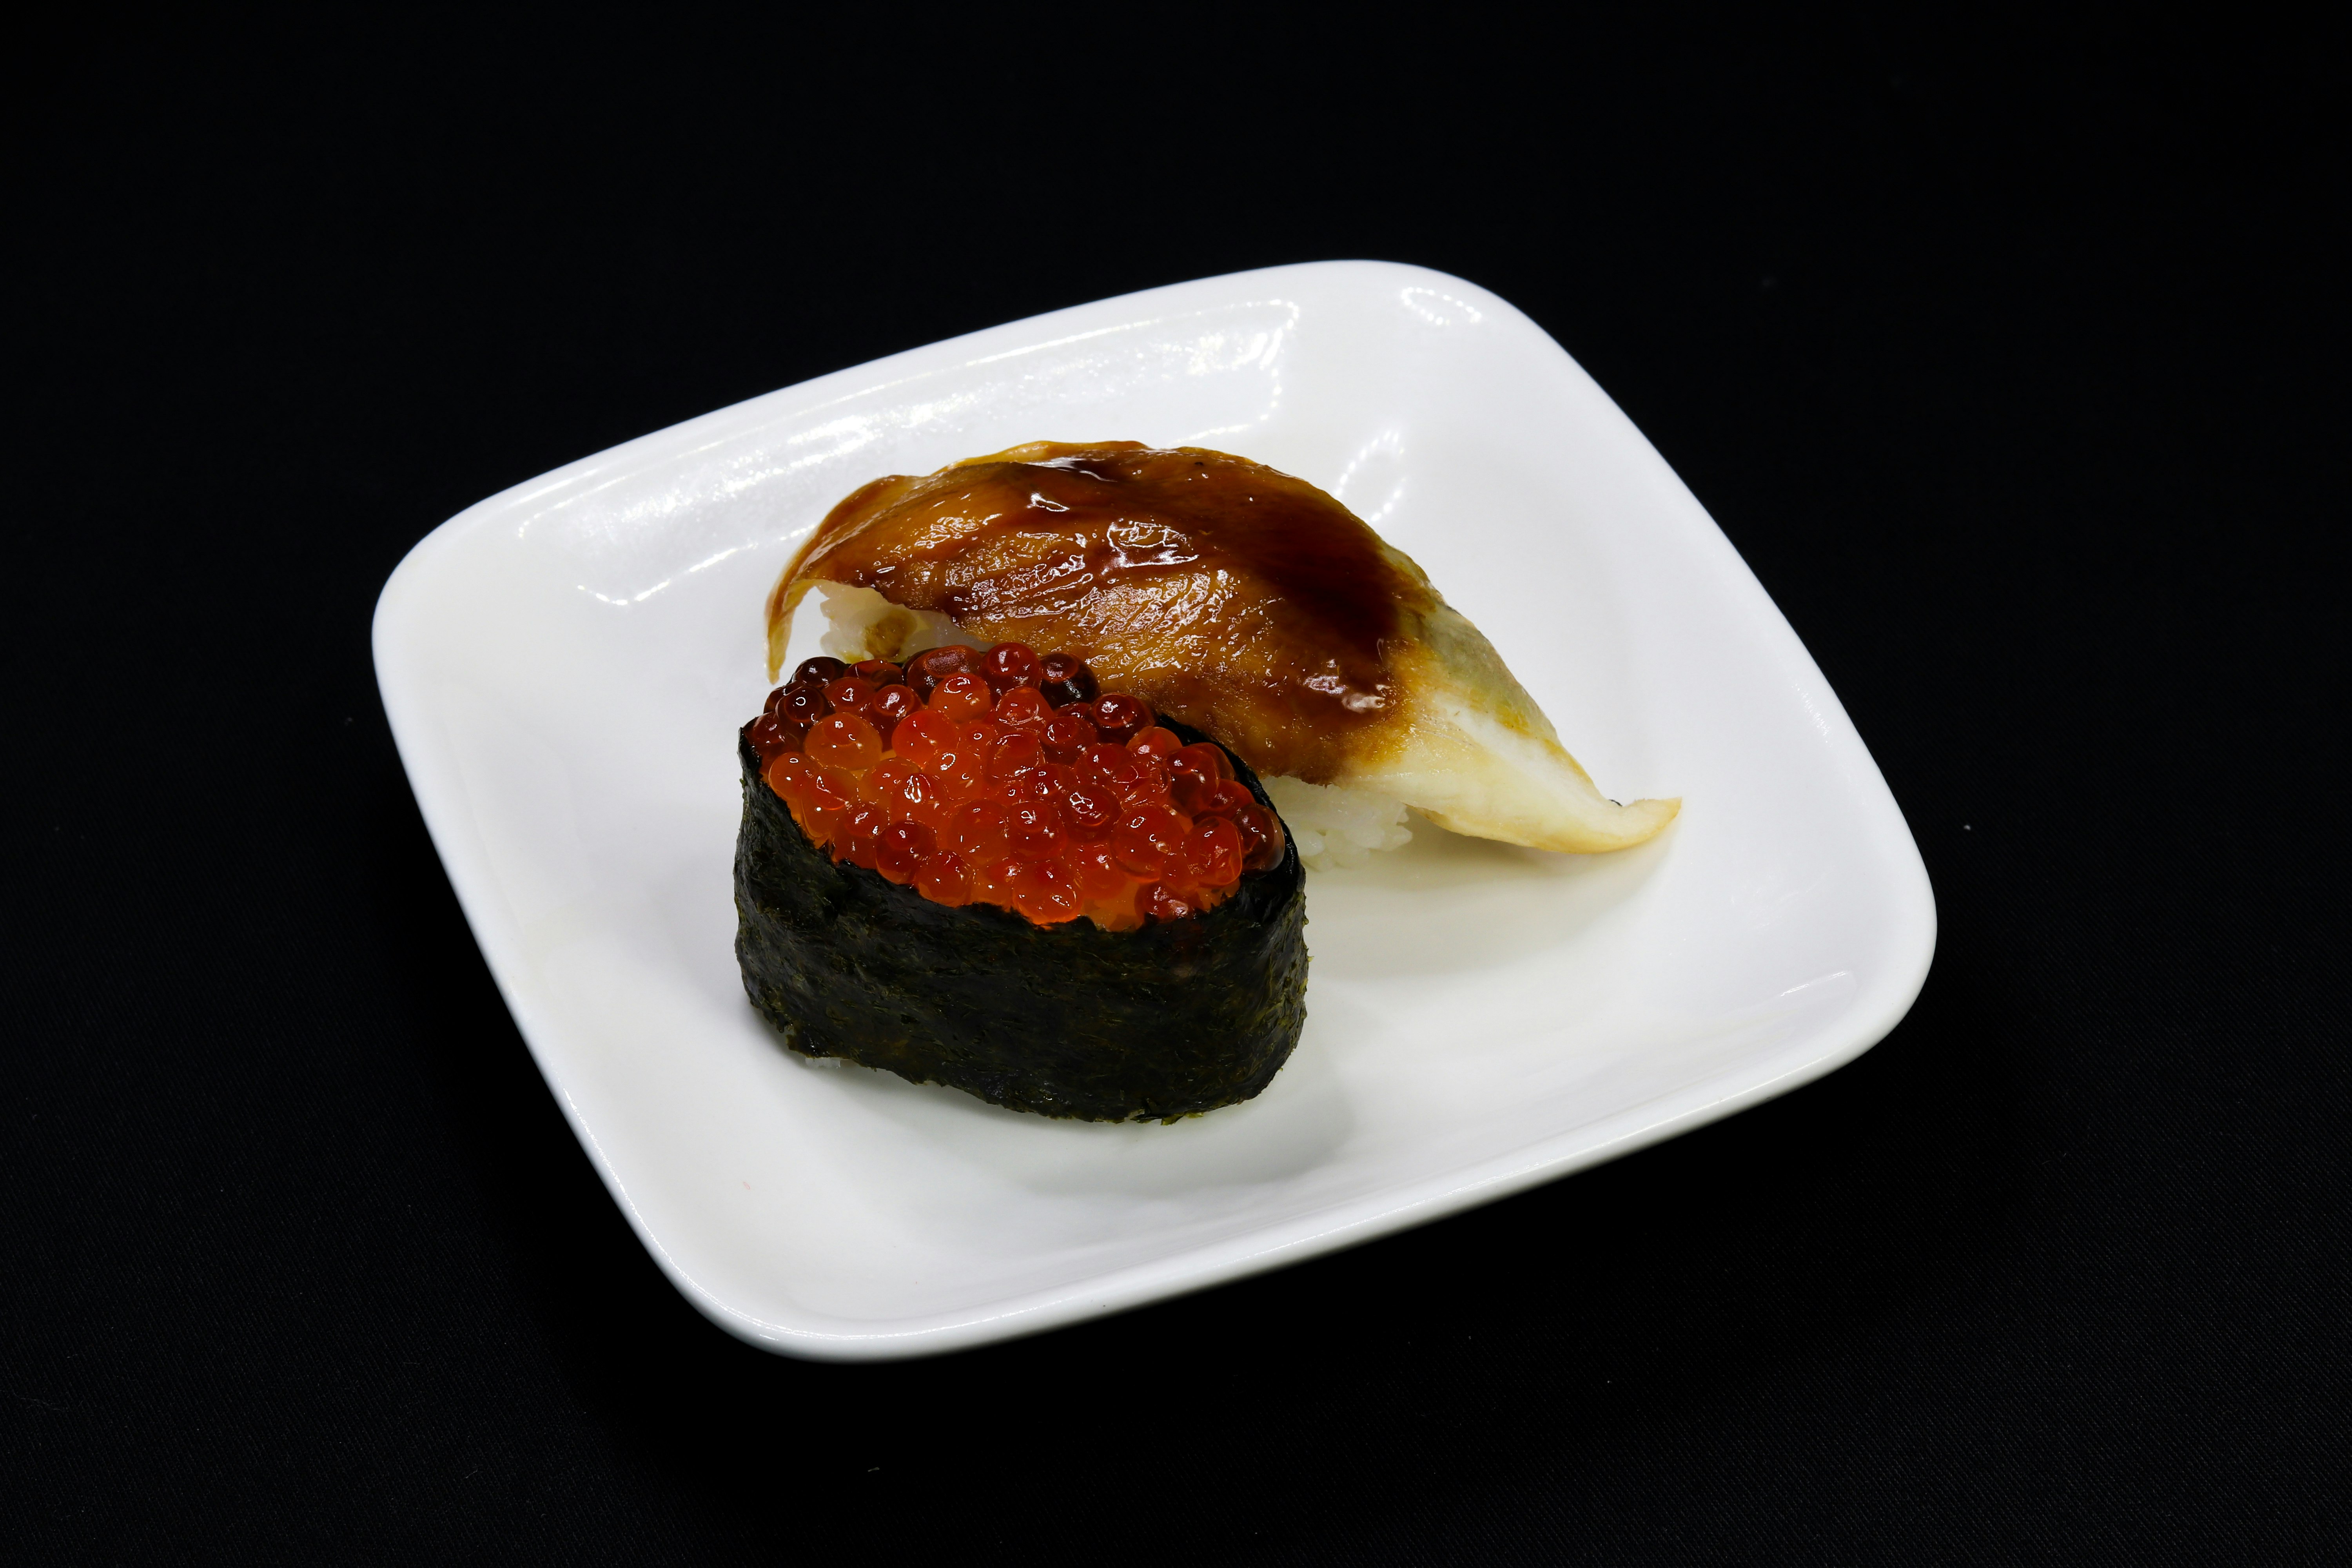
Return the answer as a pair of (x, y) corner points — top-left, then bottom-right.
(747, 644), (1285, 928)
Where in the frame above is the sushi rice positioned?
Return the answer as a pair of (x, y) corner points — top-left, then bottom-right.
(812, 582), (1414, 873)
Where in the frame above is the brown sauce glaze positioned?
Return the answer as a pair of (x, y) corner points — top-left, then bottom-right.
(773, 443), (1441, 784)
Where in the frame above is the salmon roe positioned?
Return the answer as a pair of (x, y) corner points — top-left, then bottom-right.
(747, 642), (1284, 928)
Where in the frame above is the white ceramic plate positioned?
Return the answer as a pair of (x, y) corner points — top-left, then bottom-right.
(374, 261), (1934, 1360)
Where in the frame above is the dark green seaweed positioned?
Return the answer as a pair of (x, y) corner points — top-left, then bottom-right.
(732, 719), (1308, 1121)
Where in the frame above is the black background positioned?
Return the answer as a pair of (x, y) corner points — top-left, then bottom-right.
(9, 13), (2344, 1564)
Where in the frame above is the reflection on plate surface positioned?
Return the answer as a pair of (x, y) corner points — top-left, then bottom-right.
(375, 261), (1934, 1359)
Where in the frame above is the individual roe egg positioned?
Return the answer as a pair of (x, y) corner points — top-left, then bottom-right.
(800, 766), (857, 838)
(807, 712), (884, 771)
(892, 709), (958, 771)
(938, 720), (1002, 797)
(1008, 857), (1081, 923)
(1038, 651), (1099, 708)
(995, 764), (1066, 810)
(1228, 800), (1286, 871)
(777, 679), (831, 729)
(747, 713), (799, 762)
(869, 683), (922, 743)
(1194, 780), (1256, 819)
(988, 731), (1045, 779)
(947, 799), (1011, 863)
(1089, 693), (1152, 744)
(916, 849), (974, 907)
(1179, 815), (1244, 887)
(836, 804), (889, 869)
(1062, 781), (1118, 838)
(1076, 742), (1140, 792)
(793, 656), (849, 686)
(1041, 708), (1099, 762)
(764, 750), (814, 803)
(874, 820), (935, 884)
(981, 642), (1042, 692)
(905, 644), (978, 699)
(824, 675), (879, 717)
(857, 755), (915, 806)
(1167, 753), (1223, 813)
(1112, 802), (1191, 878)
(929, 671), (995, 720)
(1169, 740), (1230, 793)
(993, 686), (1053, 733)
(1128, 726), (1185, 764)
(1069, 840), (1132, 900)
(974, 856), (1021, 908)
(1117, 752), (1172, 807)
(1005, 802), (1065, 860)
(1138, 881), (1198, 922)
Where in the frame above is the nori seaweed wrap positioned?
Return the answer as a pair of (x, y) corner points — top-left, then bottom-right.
(734, 712), (1308, 1123)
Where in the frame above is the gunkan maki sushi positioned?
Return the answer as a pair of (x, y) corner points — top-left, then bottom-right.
(734, 642), (1308, 1122)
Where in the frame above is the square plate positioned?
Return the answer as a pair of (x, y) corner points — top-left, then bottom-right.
(375, 261), (1934, 1360)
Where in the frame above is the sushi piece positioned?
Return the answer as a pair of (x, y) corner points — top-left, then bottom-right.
(734, 645), (1307, 1122)
(768, 441), (1679, 866)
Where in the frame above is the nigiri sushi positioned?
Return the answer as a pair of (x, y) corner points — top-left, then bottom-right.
(768, 441), (1678, 869)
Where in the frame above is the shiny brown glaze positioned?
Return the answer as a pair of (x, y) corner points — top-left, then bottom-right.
(771, 442), (1443, 784)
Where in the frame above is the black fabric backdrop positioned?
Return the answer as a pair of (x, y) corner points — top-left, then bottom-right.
(7, 14), (2344, 1564)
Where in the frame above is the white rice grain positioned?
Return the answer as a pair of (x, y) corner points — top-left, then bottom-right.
(811, 582), (981, 663)
(1261, 776), (1414, 871)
